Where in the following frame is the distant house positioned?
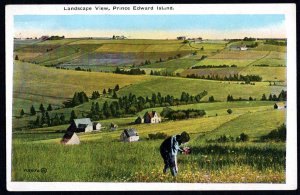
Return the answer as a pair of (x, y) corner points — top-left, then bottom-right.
(67, 118), (97, 133)
(93, 122), (102, 131)
(135, 116), (144, 124)
(239, 45), (248, 51)
(120, 128), (139, 142)
(274, 102), (286, 110)
(113, 35), (127, 40)
(110, 123), (118, 131)
(177, 36), (186, 40)
(61, 131), (80, 145)
(40, 36), (49, 41)
(143, 111), (161, 124)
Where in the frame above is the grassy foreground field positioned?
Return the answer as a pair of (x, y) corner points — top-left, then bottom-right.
(12, 108), (286, 182)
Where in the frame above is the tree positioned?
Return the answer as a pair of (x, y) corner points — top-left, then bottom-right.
(227, 109), (233, 114)
(114, 84), (120, 91)
(39, 103), (45, 113)
(45, 112), (51, 126)
(47, 104), (53, 111)
(15, 55), (19, 60)
(30, 105), (36, 115)
(95, 102), (100, 113)
(69, 110), (77, 122)
(103, 89), (107, 96)
(261, 94), (267, 101)
(209, 96), (215, 102)
(268, 94), (273, 101)
(60, 114), (65, 124)
(20, 109), (25, 117)
(35, 115), (40, 126)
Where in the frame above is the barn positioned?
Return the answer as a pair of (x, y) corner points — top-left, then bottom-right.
(67, 118), (93, 133)
(61, 131), (80, 145)
(120, 128), (139, 142)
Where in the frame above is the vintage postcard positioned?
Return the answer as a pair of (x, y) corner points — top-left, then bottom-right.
(6, 4), (297, 191)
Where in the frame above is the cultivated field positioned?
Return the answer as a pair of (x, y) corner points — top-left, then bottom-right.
(11, 38), (287, 183)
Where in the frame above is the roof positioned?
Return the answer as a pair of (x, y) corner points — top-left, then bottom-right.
(123, 128), (138, 137)
(73, 118), (92, 128)
(144, 111), (160, 118)
(62, 131), (75, 140)
(275, 102), (286, 107)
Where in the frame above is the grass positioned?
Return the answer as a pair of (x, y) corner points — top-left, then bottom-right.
(240, 66), (286, 81)
(117, 76), (286, 101)
(145, 58), (199, 72)
(12, 108), (286, 182)
(12, 61), (150, 119)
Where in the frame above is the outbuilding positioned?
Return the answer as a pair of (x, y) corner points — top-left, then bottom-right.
(120, 128), (139, 142)
(67, 118), (93, 133)
(61, 131), (80, 145)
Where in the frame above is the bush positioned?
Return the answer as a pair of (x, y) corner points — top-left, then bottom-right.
(227, 109), (232, 114)
(260, 124), (286, 142)
(236, 133), (249, 142)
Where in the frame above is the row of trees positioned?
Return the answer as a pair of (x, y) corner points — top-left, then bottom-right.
(226, 90), (287, 102)
(19, 104), (53, 117)
(186, 74), (262, 83)
(87, 91), (208, 120)
(261, 90), (287, 101)
(192, 64), (237, 69)
(63, 91), (89, 108)
(75, 67), (92, 72)
(161, 107), (206, 120)
(28, 112), (66, 128)
(114, 67), (146, 75)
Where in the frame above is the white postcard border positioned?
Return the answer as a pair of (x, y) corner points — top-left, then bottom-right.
(6, 3), (297, 191)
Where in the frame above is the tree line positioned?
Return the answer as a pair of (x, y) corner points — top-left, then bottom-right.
(87, 91), (208, 120)
(191, 64), (237, 69)
(186, 74), (262, 83)
(114, 67), (146, 75)
(226, 90), (287, 102)
(160, 107), (206, 120)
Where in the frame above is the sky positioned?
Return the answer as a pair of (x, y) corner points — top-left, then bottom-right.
(14, 15), (286, 39)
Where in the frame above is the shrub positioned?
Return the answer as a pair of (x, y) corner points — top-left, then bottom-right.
(236, 133), (249, 142)
(227, 109), (233, 114)
(260, 124), (286, 142)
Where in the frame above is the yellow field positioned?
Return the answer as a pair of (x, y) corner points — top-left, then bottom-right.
(13, 61), (150, 102)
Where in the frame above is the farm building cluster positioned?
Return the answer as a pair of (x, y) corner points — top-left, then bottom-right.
(61, 110), (162, 144)
(61, 118), (101, 145)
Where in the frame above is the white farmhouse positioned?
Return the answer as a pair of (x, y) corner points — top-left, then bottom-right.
(143, 111), (161, 124)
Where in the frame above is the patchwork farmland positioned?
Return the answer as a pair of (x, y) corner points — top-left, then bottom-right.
(11, 37), (287, 183)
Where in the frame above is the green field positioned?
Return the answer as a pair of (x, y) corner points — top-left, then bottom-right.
(11, 38), (287, 183)
(117, 76), (285, 101)
(12, 108), (286, 182)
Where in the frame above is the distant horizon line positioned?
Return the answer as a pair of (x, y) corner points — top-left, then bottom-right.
(14, 36), (287, 40)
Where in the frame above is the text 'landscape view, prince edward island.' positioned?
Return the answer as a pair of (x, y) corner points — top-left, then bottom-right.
(12, 14), (287, 183)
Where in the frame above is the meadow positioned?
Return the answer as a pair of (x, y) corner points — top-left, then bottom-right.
(11, 38), (287, 183)
(12, 108), (286, 182)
